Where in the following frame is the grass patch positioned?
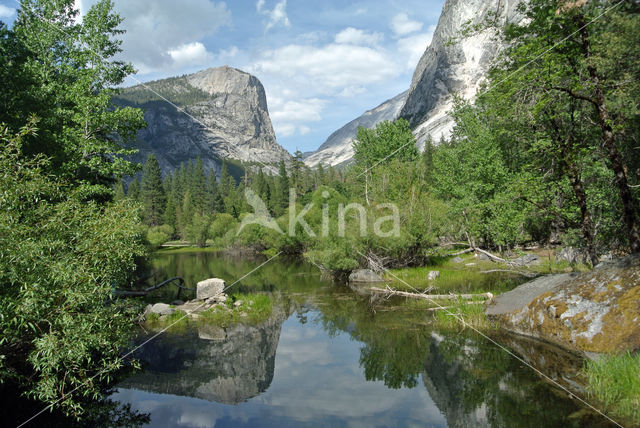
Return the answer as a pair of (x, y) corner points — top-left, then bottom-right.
(144, 310), (190, 332)
(583, 352), (640, 424)
(433, 299), (495, 330)
(198, 293), (273, 327)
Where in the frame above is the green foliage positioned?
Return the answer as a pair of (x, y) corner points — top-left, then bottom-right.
(583, 352), (640, 424)
(198, 294), (273, 326)
(0, 122), (147, 417)
(353, 119), (419, 168)
(0, 0), (146, 202)
(147, 224), (174, 247)
(185, 212), (210, 247)
(141, 154), (166, 226)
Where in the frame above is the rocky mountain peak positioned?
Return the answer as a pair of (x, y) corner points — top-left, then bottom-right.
(116, 65), (290, 176)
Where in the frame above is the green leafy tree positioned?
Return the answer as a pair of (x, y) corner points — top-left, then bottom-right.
(141, 154), (166, 226)
(0, 120), (147, 417)
(0, 0), (145, 202)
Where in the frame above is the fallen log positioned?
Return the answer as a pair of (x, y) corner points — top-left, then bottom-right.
(369, 287), (494, 301)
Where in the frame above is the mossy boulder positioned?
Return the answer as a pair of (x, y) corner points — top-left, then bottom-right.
(487, 254), (640, 354)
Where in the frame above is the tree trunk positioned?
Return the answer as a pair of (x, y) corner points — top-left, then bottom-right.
(576, 13), (640, 253)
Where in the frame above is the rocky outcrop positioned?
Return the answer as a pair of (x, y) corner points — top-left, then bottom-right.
(115, 66), (291, 175)
(304, 91), (408, 167)
(399, 0), (523, 147)
(487, 254), (640, 354)
(121, 309), (286, 404)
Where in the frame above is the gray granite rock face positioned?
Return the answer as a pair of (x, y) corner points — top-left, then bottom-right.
(399, 0), (524, 147)
(116, 66), (291, 176)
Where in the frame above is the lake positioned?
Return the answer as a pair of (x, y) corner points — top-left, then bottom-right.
(112, 250), (615, 427)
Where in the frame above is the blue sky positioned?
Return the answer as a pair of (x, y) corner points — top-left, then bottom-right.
(0, 0), (445, 154)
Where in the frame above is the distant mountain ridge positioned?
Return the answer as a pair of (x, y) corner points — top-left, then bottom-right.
(304, 0), (523, 166)
(304, 91), (408, 167)
(116, 66), (291, 175)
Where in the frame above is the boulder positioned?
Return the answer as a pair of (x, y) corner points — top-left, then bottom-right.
(475, 252), (490, 261)
(427, 271), (440, 280)
(487, 254), (640, 354)
(451, 256), (464, 263)
(348, 269), (383, 283)
(197, 278), (226, 300)
(511, 254), (541, 267)
(148, 303), (175, 316)
(557, 247), (581, 264)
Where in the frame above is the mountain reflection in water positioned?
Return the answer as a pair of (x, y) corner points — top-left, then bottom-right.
(113, 251), (615, 427)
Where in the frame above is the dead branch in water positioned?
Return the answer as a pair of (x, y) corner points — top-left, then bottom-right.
(369, 287), (494, 301)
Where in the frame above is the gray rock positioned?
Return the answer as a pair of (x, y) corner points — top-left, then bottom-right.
(557, 247), (581, 264)
(486, 254), (640, 354)
(512, 254), (541, 267)
(486, 274), (575, 316)
(476, 252), (490, 261)
(197, 278), (226, 300)
(427, 271), (440, 280)
(149, 303), (175, 316)
(171, 300), (184, 306)
(233, 300), (243, 307)
(400, 0), (524, 147)
(115, 66), (291, 176)
(451, 256), (464, 263)
(348, 269), (384, 283)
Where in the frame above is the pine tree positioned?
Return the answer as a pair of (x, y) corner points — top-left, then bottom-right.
(273, 160), (290, 215)
(141, 154), (166, 226)
(113, 179), (126, 201)
(190, 156), (207, 213)
(219, 161), (234, 198)
(127, 177), (140, 201)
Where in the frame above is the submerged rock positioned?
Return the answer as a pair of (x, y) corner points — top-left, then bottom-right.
(487, 254), (640, 354)
(348, 269), (384, 283)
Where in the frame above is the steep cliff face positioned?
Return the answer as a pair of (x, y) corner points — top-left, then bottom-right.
(400, 0), (523, 146)
(116, 66), (291, 175)
(303, 91), (408, 167)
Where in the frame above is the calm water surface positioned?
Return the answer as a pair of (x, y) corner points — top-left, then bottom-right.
(112, 250), (614, 427)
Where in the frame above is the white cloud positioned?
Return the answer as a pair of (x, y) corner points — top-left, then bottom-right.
(391, 13), (423, 37)
(0, 4), (16, 18)
(334, 27), (383, 47)
(168, 42), (213, 68)
(251, 43), (399, 90)
(397, 27), (435, 69)
(109, 0), (231, 73)
(257, 0), (291, 32)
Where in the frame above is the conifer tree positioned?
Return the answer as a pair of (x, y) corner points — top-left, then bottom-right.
(141, 154), (166, 226)
(127, 177), (140, 201)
